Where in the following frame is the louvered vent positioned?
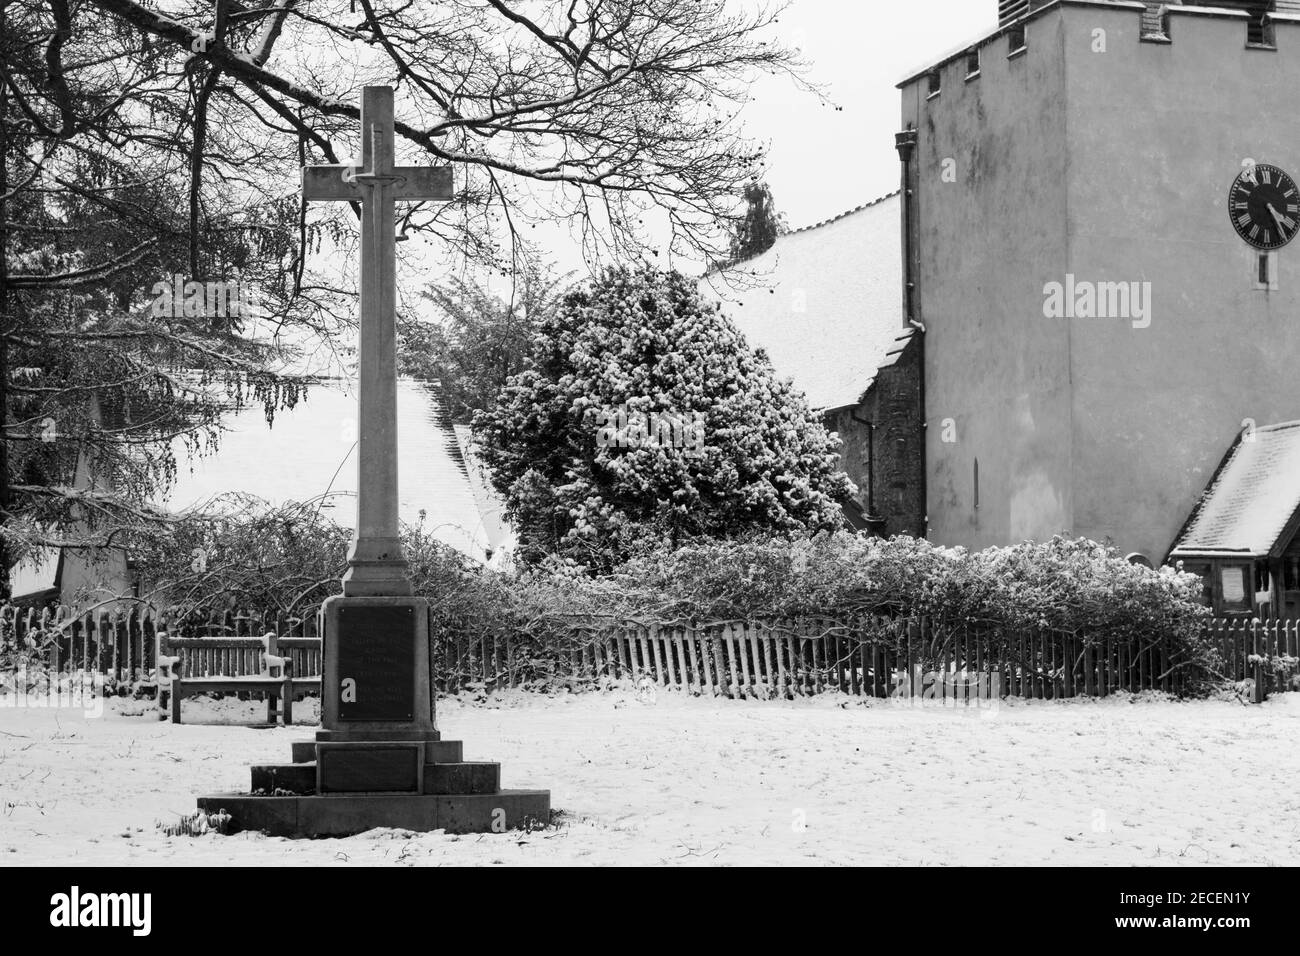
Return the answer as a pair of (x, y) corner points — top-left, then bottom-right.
(1142, 2), (1173, 36)
(998, 0), (1031, 26)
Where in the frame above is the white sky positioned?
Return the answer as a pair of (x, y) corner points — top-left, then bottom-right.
(449, 0), (997, 288)
(744, 0), (992, 230)
(294, 1), (999, 322)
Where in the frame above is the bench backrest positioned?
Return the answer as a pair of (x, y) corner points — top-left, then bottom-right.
(154, 631), (304, 679)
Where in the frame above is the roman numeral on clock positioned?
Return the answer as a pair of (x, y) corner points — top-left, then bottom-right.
(1230, 164), (1298, 249)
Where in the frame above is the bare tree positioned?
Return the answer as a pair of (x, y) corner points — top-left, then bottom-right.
(0, 0), (326, 593)
(79, 0), (805, 264)
(1, 0), (808, 595)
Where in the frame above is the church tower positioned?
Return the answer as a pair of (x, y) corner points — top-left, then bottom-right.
(899, 0), (1300, 563)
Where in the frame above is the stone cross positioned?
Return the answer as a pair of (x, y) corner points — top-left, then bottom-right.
(303, 86), (452, 596)
(191, 88), (546, 833)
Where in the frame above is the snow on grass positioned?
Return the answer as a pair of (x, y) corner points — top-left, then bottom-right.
(1, 690), (1298, 866)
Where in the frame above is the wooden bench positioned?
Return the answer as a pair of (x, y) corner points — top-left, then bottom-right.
(156, 631), (321, 725)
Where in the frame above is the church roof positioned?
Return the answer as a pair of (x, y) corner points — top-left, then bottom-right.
(1169, 421), (1300, 559)
(10, 546), (60, 602)
(453, 423), (515, 561)
(702, 192), (906, 412)
(162, 378), (509, 563)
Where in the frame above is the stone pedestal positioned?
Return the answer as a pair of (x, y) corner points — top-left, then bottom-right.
(320, 595), (434, 733)
(194, 594), (550, 837)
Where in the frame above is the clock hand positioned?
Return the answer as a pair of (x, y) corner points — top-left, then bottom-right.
(1267, 203), (1289, 232)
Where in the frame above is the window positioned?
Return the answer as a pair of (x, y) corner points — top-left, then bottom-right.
(1220, 564), (1251, 612)
(1183, 564), (1213, 606)
(927, 70), (942, 98)
(1248, 4), (1275, 46)
(966, 48), (981, 79)
(1008, 23), (1027, 56)
(1256, 251), (1278, 290)
(1220, 1), (1278, 45)
(1254, 560), (1270, 593)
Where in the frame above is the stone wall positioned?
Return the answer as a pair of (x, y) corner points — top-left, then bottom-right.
(824, 334), (926, 539)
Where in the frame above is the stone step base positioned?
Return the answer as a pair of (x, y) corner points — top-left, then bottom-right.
(290, 739), (463, 765)
(315, 728), (441, 742)
(196, 790), (550, 837)
(425, 761), (499, 795)
(252, 763), (316, 795)
(251, 761), (500, 796)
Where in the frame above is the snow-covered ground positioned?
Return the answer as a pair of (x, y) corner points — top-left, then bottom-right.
(1, 689), (1298, 866)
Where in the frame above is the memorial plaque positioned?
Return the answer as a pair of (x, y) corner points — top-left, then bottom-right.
(336, 605), (415, 721)
(318, 745), (421, 793)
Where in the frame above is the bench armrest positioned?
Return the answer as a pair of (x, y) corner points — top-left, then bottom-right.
(156, 654), (181, 683)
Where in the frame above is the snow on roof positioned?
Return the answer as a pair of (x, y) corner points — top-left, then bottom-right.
(1170, 420), (1300, 558)
(453, 423), (515, 560)
(702, 193), (905, 412)
(162, 378), (505, 563)
(9, 546), (59, 601)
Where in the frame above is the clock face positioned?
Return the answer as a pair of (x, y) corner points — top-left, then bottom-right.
(1229, 163), (1299, 250)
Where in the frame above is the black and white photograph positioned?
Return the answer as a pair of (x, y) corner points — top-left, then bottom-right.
(0, 0), (1295, 913)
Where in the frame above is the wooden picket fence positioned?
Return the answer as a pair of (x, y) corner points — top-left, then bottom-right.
(0, 603), (159, 685)
(0, 604), (321, 685)
(3, 603), (1297, 701)
(441, 618), (1201, 700)
(1203, 617), (1300, 700)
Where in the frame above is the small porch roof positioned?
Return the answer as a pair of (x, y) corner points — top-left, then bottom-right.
(1169, 420), (1300, 561)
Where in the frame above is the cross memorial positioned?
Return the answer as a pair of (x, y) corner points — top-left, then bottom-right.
(195, 87), (549, 835)
(303, 85), (451, 596)
(303, 85), (448, 743)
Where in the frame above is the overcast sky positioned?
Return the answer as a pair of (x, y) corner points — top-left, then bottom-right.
(745, 0), (993, 230)
(475, 0), (997, 283)
(382, 2), (1000, 311)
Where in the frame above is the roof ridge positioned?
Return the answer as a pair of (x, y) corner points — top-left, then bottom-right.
(1169, 418), (1300, 558)
(785, 191), (901, 237)
(780, 189), (904, 236)
(704, 190), (901, 276)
